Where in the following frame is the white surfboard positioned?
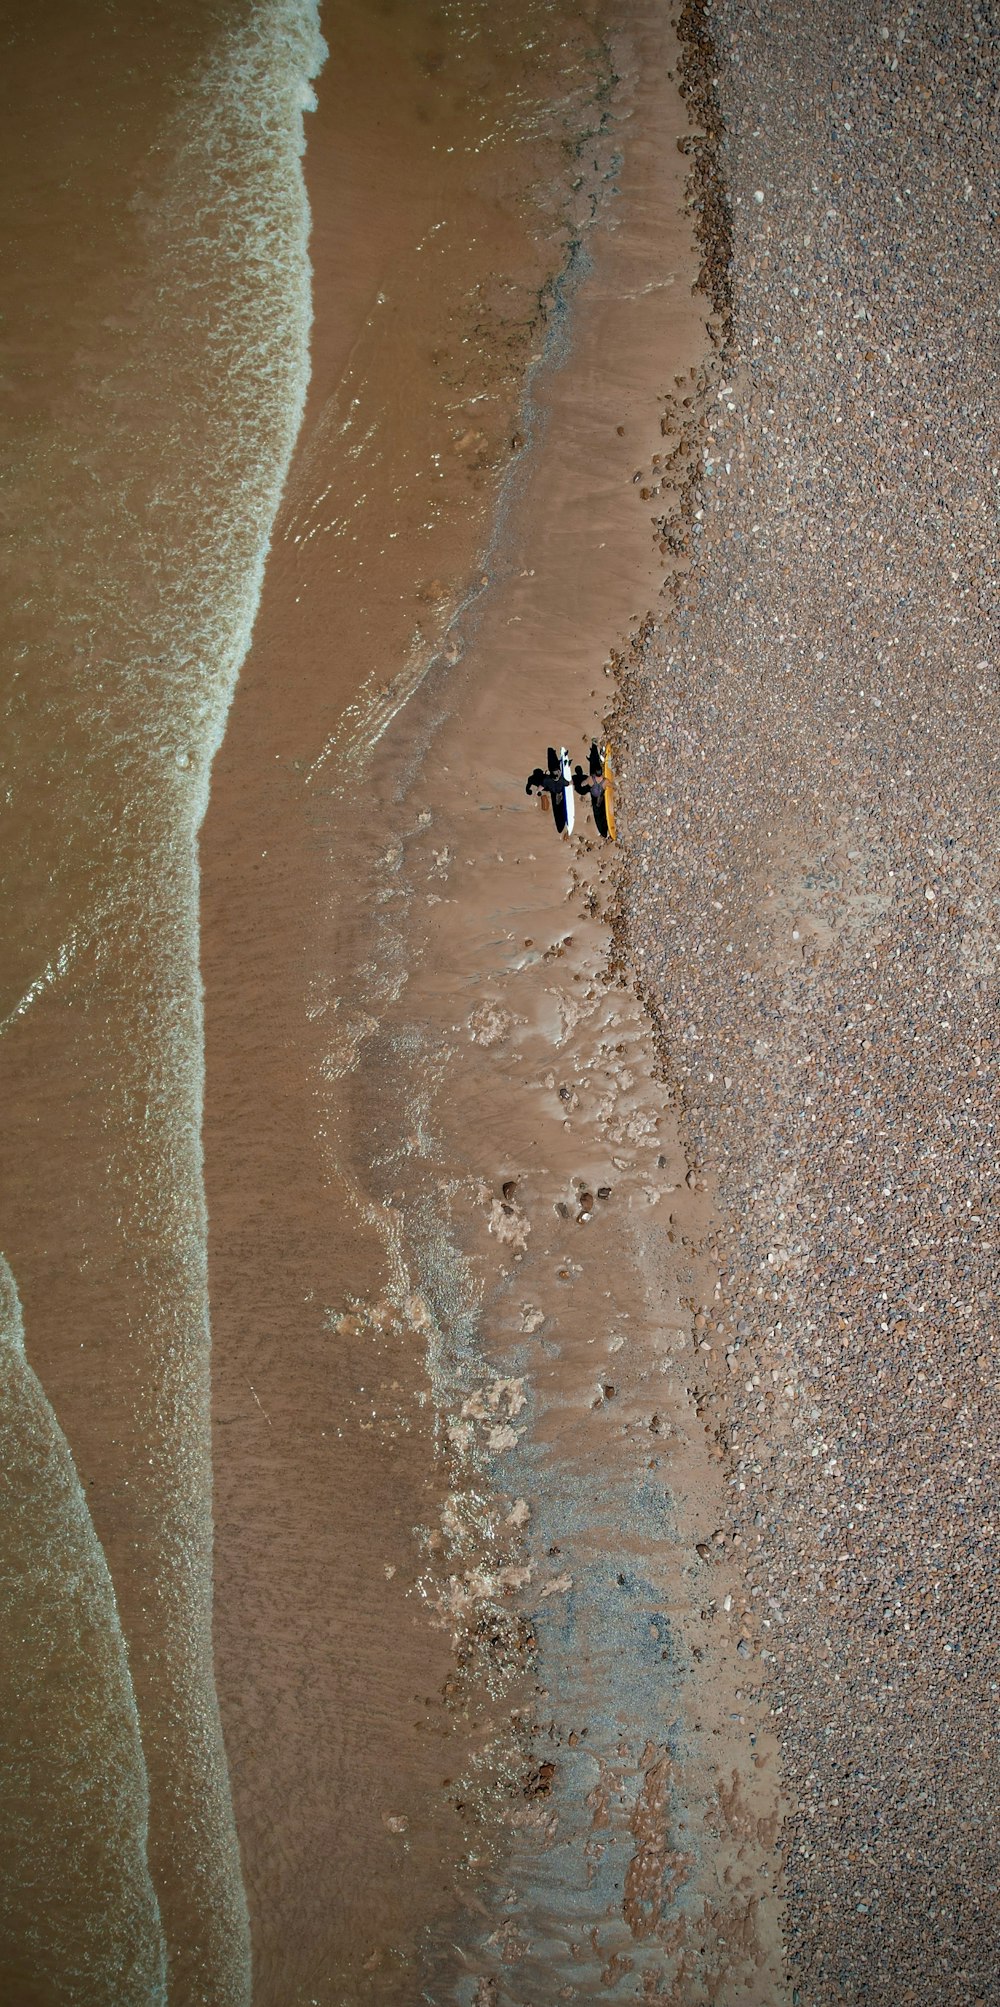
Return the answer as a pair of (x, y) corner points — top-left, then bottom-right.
(559, 747), (574, 834)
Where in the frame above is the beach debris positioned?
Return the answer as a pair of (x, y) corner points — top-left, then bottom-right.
(487, 1194), (530, 1250)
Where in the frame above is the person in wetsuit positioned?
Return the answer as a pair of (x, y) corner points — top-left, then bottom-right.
(572, 741), (610, 837)
(526, 747), (573, 832)
(525, 747), (566, 805)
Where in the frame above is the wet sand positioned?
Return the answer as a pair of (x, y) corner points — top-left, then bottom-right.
(201, 2), (642, 1994)
(202, 0), (786, 1998)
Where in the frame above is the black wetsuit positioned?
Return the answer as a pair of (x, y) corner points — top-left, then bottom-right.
(526, 766), (566, 804)
(526, 748), (572, 832)
(571, 767), (605, 807)
(526, 747), (568, 803)
(572, 742), (610, 837)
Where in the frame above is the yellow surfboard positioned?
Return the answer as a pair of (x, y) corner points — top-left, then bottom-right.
(602, 744), (617, 840)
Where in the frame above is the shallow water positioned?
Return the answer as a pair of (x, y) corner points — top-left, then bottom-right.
(1, 2), (321, 1997)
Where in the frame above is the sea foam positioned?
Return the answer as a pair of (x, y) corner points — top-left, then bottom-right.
(0, 1257), (167, 2006)
(0, 4), (327, 2000)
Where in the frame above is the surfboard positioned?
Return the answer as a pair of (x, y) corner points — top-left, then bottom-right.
(584, 740), (609, 839)
(559, 747), (575, 835)
(602, 744), (616, 840)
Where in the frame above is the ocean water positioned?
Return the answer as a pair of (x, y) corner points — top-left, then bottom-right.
(0, 2), (324, 1997)
(0, 1257), (166, 2005)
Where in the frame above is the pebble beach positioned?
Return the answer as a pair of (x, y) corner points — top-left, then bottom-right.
(620, 0), (999, 1998)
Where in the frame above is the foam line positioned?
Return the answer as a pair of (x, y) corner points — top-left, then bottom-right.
(0, 1257), (167, 2006)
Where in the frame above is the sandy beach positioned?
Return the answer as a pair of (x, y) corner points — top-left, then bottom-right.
(2, 0), (997, 2000)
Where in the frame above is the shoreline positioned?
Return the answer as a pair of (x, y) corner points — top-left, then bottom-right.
(328, 0), (787, 1969)
(202, 4), (674, 1992)
(202, 0), (792, 1994)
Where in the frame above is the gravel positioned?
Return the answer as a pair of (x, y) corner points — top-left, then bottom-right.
(620, 0), (999, 1998)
